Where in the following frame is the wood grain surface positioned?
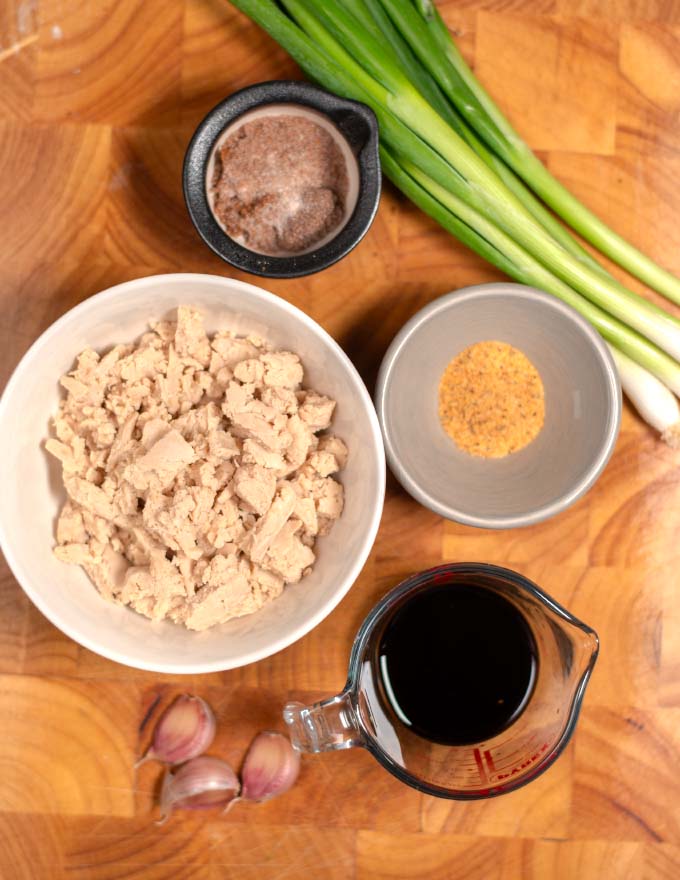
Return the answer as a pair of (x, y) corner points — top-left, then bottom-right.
(1, 1), (680, 877)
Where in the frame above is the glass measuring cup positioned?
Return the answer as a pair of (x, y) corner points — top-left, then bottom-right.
(284, 563), (598, 799)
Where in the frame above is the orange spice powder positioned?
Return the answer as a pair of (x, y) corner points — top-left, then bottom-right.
(438, 341), (545, 459)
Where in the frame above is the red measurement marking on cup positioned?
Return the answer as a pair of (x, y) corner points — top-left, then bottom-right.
(473, 744), (548, 784)
(472, 748), (496, 784)
(473, 747), (488, 784)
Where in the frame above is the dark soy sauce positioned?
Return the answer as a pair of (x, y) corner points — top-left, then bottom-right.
(378, 582), (538, 745)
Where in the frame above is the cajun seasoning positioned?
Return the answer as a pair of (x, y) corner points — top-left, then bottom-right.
(438, 341), (545, 459)
(210, 114), (349, 256)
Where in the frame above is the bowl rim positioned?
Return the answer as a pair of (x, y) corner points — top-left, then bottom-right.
(0, 272), (386, 673)
(375, 282), (621, 530)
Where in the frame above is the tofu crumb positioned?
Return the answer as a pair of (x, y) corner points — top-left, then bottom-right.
(47, 307), (346, 630)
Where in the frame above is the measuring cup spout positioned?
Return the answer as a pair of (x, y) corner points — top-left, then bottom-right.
(284, 691), (363, 753)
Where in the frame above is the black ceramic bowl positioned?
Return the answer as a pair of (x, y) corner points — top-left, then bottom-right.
(183, 81), (381, 279)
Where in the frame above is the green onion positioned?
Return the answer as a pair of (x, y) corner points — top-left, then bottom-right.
(385, 151), (680, 397)
(226, 0), (680, 439)
(381, 0), (680, 305)
(353, 0), (612, 277)
(276, 0), (680, 360)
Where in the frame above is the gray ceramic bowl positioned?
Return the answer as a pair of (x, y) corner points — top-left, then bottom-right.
(376, 283), (621, 529)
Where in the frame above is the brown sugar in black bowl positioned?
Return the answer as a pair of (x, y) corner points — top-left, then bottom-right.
(183, 81), (381, 279)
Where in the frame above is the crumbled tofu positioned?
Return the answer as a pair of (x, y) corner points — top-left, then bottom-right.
(125, 429), (197, 491)
(247, 483), (298, 563)
(262, 520), (315, 583)
(56, 502), (88, 544)
(261, 351), (304, 389)
(317, 435), (349, 469)
(298, 391), (336, 431)
(308, 450), (341, 477)
(241, 438), (286, 472)
(47, 307), (346, 630)
(283, 414), (316, 474)
(260, 386), (299, 415)
(232, 464), (276, 516)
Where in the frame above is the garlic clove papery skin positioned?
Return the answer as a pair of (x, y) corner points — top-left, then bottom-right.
(136, 694), (216, 767)
(159, 756), (240, 823)
(240, 731), (301, 803)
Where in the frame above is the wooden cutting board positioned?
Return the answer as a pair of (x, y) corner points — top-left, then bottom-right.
(1, 1), (679, 877)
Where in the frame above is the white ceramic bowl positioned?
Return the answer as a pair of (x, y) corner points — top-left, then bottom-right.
(0, 274), (385, 673)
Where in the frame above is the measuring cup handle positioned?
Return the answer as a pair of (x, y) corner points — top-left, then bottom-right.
(283, 691), (363, 753)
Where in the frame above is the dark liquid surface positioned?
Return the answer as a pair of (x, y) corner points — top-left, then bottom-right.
(378, 582), (538, 746)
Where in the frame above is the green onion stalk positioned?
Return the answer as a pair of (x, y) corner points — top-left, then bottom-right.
(347, 0), (613, 277)
(381, 0), (680, 306)
(226, 0), (680, 438)
(283, 0), (680, 361)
